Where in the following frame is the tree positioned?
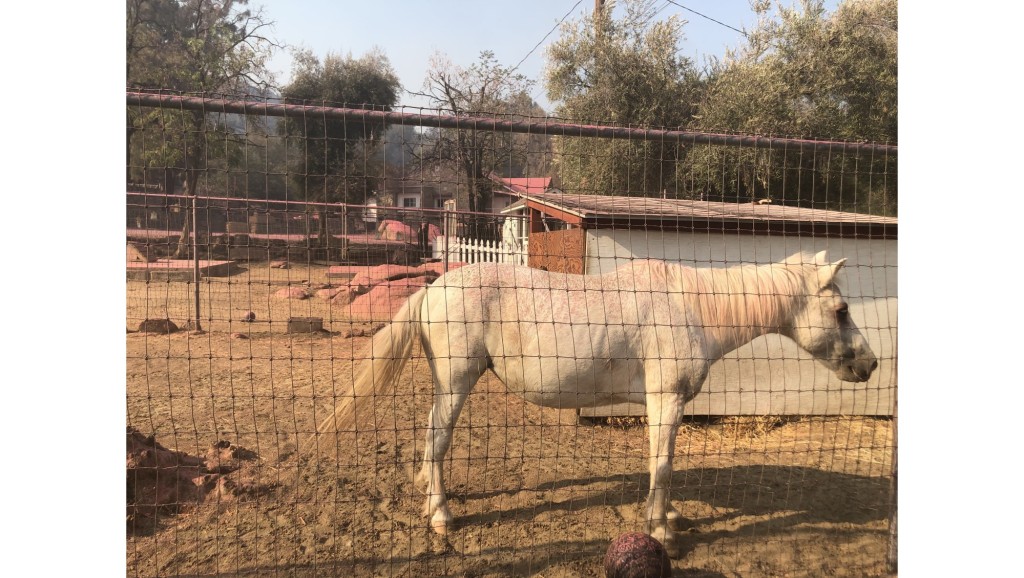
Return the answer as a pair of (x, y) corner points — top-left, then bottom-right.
(686, 0), (897, 214)
(544, 0), (703, 196)
(126, 0), (278, 257)
(413, 51), (541, 214)
(279, 49), (401, 244)
(280, 49), (401, 205)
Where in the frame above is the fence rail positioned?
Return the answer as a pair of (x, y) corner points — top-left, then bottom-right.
(127, 90), (898, 156)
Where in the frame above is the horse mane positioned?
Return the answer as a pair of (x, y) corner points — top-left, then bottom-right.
(665, 254), (824, 341)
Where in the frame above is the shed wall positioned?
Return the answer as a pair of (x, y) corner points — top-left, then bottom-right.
(581, 229), (897, 417)
(528, 229), (586, 274)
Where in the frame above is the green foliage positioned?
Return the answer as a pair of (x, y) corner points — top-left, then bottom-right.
(692, 0), (896, 140)
(127, 0), (180, 88)
(127, 0), (278, 196)
(544, 0), (702, 196)
(686, 0), (897, 214)
(279, 49), (401, 204)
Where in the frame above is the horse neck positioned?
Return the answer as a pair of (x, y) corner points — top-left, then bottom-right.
(687, 263), (806, 359)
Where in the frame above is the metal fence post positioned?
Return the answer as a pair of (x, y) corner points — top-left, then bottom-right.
(192, 192), (202, 332)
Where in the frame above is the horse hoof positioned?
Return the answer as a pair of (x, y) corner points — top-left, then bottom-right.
(663, 539), (683, 560)
(666, 509), (692, 532)
(428, 507), (452, 535)
(430, 519), (449, 535)
(651, 527), (684, 559)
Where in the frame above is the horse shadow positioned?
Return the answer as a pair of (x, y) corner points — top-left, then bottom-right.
(461, 464), (888, 520)
(452, 464), (890, 562)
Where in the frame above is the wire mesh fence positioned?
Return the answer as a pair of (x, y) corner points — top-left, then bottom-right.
(126, 91), (896, 577)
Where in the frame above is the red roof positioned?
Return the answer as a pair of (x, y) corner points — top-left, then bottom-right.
(488, 173), (551, 195)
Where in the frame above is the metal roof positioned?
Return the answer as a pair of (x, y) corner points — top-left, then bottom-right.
(501, 198), (529, 214)
(521, 191), (897, 239)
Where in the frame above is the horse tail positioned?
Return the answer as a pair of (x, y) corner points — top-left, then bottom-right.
(304, 287), (428, 454)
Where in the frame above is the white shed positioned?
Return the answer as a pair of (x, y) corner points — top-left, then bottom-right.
(516, 191), (897, 417)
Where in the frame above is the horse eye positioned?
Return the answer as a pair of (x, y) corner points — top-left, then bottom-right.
(836, 305), (849, 318)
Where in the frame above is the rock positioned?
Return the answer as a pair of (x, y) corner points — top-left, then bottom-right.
(329, 287), (359, 306)
(343, 323), (387, 338)
(315, 287), (345, 301)
(349, 264), (439, 288)
(287, 317), (324, 333)
(137, 318), (178, 334)
(274, 287), (309, 300)
(344, 281), (425, 320)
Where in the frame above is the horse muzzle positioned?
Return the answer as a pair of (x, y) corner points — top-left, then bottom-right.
(835, 356), (878, 382)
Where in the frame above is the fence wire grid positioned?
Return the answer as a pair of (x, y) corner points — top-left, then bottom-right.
(126, 91), (897, 578)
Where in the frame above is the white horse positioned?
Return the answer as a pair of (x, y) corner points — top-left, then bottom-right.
(312, 250), (878, 557)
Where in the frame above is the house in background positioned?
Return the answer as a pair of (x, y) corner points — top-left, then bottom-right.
(383, 179), (455, 211)
(385, 173), (550, 215)
(488, 173), (551, 213)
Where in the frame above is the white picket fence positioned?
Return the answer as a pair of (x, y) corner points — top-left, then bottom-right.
(433, 235), (529, 266)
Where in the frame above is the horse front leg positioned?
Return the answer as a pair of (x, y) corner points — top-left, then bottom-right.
(644, 390), (686, 558)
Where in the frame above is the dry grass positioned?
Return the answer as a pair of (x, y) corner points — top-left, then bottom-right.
(605, 415), (648, 428)
(715, 415), (796, 438)
(600, 415), (797, 439)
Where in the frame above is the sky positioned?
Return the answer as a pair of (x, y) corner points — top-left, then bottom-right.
(253, 0), (840, 111)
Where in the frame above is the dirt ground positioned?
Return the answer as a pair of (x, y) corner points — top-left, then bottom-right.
(127, 262), (896, 578)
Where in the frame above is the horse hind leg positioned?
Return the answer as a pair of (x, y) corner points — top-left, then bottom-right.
(417, 392), (469, 534)
(416, 358), (480, 535)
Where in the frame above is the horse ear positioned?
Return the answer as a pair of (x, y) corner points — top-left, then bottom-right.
(817, 258), (847, 288)
(813, 250), (829, 265)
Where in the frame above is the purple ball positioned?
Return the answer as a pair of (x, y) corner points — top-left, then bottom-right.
(604, 532), (672, 578)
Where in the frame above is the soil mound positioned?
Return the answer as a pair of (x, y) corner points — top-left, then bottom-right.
(126, 427), (276, 534)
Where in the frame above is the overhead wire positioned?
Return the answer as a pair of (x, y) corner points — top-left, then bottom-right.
(508, 0), (586, 76)
(664, 0), (750, 38)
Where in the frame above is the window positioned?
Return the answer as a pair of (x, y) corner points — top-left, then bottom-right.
(402, 197), (417, 208)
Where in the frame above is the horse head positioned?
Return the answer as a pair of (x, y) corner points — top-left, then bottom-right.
(786, 251), (879, 382)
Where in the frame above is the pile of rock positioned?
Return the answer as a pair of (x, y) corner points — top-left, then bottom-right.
(320, 262), (465, 320)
